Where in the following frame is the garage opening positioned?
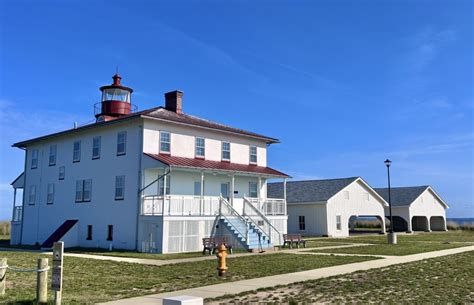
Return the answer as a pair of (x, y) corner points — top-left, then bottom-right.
(430, 216), (446, 231)
(348, 215), (385, 235)
(386, 216), (409, 232)
(412, 216), (429, 231)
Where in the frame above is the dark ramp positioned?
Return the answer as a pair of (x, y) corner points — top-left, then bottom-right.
(41, 219), (78, 248)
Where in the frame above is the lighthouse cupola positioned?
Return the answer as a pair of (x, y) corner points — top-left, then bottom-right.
(95, 73), (135, 121)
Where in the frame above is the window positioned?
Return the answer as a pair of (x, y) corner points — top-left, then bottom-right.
(115, 176), (125, 200)
(117, 131), (126, 155)
(343, 191), (350, 200)
(249, 182), (258, 198)
(31, 149), (38, 169)
(73, 141), (81, 162)
(49, 145), (57, 166)
(364, 192), (370, 201)
(336, 215), (342, 231)
(47, 183), (55, 204)
(58, 166), (65, 180)
(86, 225), (93, 240)
(222, 142), (230, 161)
(195, 137), (205, 158)
(249, 145), (257, 164)
(76, 179), (92, 202)
(159, 176), (171, 196)
(92, 136), (101, 159)
(28, 185), (36, 205)
(107, 225), (113, 241)
(160, 131), (170, 153)
(194, 181), (202, 196)
(299, 216), (306, 231)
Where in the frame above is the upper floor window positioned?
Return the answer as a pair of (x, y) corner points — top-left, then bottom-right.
(117, 131), (127, 156)
(159, 176), (171, 196)
(92, 136), (101, 159)
(195, 137), (205, 158)
(115, 175), (125, 200)
(343, 191), (350, 200)
(249, 145), (257, 164)
(28, 185), (36, 205)
(49, 145), (57, 166)
(364, 192), (370, 201)
(73, 141), (81, 162)
(76, 179), (92, 202)
(160, 131), (170, 153)
(47, 183), (55, 204)
(249, 182), (258, 198)
(31, 149), (38, 169)
(222, 142), (230, 161)
(58, 166), (65, 180)
(299, 216), (306, 231)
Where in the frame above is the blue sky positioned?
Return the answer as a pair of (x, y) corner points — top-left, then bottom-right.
(0, 0), (472, 219)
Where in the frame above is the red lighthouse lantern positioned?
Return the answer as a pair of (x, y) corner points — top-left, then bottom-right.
(95, 74), (135, 122)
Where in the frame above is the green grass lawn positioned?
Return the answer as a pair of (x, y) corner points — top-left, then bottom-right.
(307, 230), (474, 245)
(303, 241), (349, 248)
(308, 242), (470, 256)
(208, 251), (474, 304)
(0, 251), (376, 304)
(66, 247), (223, 260)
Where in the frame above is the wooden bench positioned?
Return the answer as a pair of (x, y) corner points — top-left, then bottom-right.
(202, 237), (233, 255)
(283, 234), (306, 248)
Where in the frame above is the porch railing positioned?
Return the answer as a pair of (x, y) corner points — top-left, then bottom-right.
(141, 195), (220, 216)
(246, 198), (287, 216)
(12, 206), (22, 222)
(243, 197), (282, 246)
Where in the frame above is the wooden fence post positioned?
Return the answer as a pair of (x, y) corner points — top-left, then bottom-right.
(0, 258), (6, 295)
(36, 258), (48, 304)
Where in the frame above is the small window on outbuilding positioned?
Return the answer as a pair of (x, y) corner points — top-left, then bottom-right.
(336, 215), (342, 231)
(86, 225), (93, 240)
(107, 225), (113, 241)
(299, 216), (306, 231)
(343, 191), (350, 200)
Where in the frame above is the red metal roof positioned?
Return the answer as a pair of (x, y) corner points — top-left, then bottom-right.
(145, 153), (289, 178)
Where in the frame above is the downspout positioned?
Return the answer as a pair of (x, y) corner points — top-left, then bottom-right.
(19, 147), (27, 245)
(135, 125), (144, 251)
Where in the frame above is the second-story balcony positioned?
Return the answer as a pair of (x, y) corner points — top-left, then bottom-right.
(141, 194), (286, 217)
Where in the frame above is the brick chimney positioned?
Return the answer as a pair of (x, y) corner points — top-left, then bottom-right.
(164, 90), (183, 114)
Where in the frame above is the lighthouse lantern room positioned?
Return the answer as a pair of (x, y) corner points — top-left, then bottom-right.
(95, 74), (135, 121)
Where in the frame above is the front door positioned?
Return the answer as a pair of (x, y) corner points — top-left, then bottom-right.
(220, 183), (230, 200)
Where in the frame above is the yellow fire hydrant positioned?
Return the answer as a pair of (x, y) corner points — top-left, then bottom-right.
(216, 243), (228, 277)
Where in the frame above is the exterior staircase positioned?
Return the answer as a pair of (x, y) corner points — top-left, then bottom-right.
(40, 219), (78, 249)
(218, 197), (274, 251)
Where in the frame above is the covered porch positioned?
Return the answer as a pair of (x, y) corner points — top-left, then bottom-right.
(140, 153), (289, 217)
(10, 172), (24, 245)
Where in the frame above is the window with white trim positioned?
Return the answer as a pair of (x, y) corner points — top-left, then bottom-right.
(299, 215), (306, 231)
(249, 145), (257, 164)
(92, 136), (101, 159)
(28, 185), (36, 205)
(364, 192), (370, 201)
(222, 142), (230, 161)
(76, 179), (92, 202)
(117, 131), (126, 155)
(58, 166), (65, 180)
(343, 191), (350, 200)
(336, 215), (342, 231)
(249, 182), (258, 198)
(49, 145), (57, 166)
(160, 131), (171, 153)
(47, 183), (55, 204)
(31, 149), (38, 169)
(73, 141), (81, 162)
(195, 137), (205, 158)
(115, 175), (125, 200)
(159, 176), (171, 196)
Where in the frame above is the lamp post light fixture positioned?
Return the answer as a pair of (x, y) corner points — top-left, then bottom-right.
(385, 159), (397, 244)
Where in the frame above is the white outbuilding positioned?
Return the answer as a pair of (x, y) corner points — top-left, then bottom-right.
(374, 186), (449, 232)
(268, 177), (388, 237)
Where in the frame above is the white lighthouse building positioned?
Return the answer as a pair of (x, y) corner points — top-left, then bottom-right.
(9, 74), (289, 253)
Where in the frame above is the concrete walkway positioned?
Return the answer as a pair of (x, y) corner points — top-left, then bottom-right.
(99, 245), (474, 305)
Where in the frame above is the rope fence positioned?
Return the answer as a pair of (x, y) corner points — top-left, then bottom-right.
(0, 265), (50, 273)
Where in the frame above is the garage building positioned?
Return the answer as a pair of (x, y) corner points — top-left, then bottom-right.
(268, 177), (388, 237)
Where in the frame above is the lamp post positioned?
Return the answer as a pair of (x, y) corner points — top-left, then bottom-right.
(384, 159), (397, 244)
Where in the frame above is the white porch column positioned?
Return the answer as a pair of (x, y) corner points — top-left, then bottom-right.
(200, 171), (205, 215)
(258, 176), (262, 210)
(12, 188), (17, 221)
(283, 178), (287, 201)
(426, 216), (431, 232)
(231, 174), (235, 207)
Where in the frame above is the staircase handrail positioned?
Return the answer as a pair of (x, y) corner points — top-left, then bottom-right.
(244, 213), (271, 242)
(219, 196), (248, 242)
(243, 196), (282, 245)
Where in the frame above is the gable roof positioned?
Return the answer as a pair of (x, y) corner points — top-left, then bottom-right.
(13, 106), (279, 148)
(145, 153), (289, 178)
(268, 177), (359, 203)
(374, 186), (449, 208)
